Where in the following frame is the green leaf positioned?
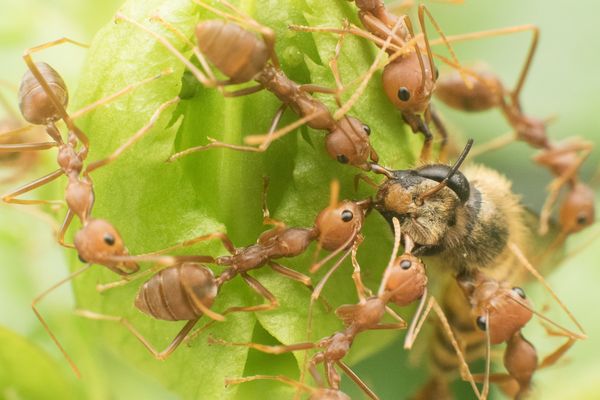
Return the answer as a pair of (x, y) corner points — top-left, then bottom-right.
(70, 0), (421, 398)
(0, 326), (75, 400)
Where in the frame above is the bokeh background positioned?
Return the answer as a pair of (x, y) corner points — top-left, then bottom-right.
(0, 0), (598, 399)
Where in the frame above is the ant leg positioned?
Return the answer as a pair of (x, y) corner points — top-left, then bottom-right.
(75, 309), (198, 360)
(2, 168), (64, 206)
(181, 278), (227, 322)
(70, 69), (174, 119)
(57, 209), (75, 249)
(429, 106), (449, 162)
(378, 217), (403, 295)
(509, 242), (587, 337)
(350, 243), (370, 300)
(261, 175), (286, 228)
(95, 263), (165, 294)
(166, 104), (287, 161)
(0, 141), (57, 152)
(336, 361), (379, 400)
(208, 335), (316, 354)
(334, 17), (406, 120)
(227, 273), (279, 313)
(288, 22), (405, 53)
(269, 262), (312, 288)
(115, 13), (220, 89)
(32, 264), (93, 377)
(353, 173), (380, 191)
(470, 131), (515, 158)
(84, 97), (180, 175)
(311, 245), (353, 301)
(418, 4), (469, 87)
(224, 375), (315, 395)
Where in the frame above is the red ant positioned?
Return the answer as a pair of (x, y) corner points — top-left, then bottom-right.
(207, 218), (483, 400)
(4, 38), (180, 377)
(74, 179), (371, 361)
(290, 1), (469, 161)
(115, 0), (398, 172)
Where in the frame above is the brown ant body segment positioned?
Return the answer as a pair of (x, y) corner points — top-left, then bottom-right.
(209, 219), (485, 400)
(116, 0), (387, 171)
(291, 1), (468, 161)
(4, 38), (181, 377)
(76, 179), (371, 360)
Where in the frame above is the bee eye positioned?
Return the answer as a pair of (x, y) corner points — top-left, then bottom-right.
(476, 316), (487, 331)
(576, 214), (588, 225)
(397, 87), (411, 101)
(512, 287), (526, 299)
(341, 210), (354, 222)
(336, 154), (349, 164)
(400, 259), (412, 270)
(103, 233), (116, 246)
(362, 124), (371, 136)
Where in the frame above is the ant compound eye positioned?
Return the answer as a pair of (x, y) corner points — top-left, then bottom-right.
(476, 316), (487, 331)
(362, 124), (371, 136)
(400, 259), (412, 270)
(512, 287), (526, 299)
(78, 254), (87, 263)
(576, 214), (588, 225)
(341, 210), (354, 222)
(397, 87), (411, 102)
(103, 233), (116, 246)
(337, 154), (349, 164)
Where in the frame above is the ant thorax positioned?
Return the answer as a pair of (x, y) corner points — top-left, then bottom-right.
(376, 164), (525, 273)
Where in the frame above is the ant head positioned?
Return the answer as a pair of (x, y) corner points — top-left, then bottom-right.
(74, 219), (139, 275)
(325, 116), (373, 170)
(385, 253), (427, 306)
(196, 21), (269, 84)
(474, 284), (533, 345)
(310, 388), (351, 400)
(18, 62), (68, 125)
(382, 51), (435, 114)
(435, 69), (504, 112)
(504, 332), (538, 390)
(315, 200), (366, 251)
(559, 182), (595, 234)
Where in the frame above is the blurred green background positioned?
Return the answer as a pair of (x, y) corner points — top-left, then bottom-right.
(0, 0), (598, 399)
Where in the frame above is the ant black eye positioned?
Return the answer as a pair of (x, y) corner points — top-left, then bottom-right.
(104, 233), (116, 246)
(78, 254), (87, 263)
(576, 214), (588, 225)
(337, 154), (349, 164)
(362, 124), (371, 136)
(476, 316), (487, 331)
(512, 287), (526, 299)
(400, 259), (412, 270)
(341, 210), (354, 222)
(397, 87), (411, 101)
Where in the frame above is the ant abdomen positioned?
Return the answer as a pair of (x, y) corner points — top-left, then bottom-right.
(18, 62), (68, 125)
(504, 332), (538, 393)
(135, 263), (217, 321)
(196, 20), (269, 83)
(435, 70), (504, 112)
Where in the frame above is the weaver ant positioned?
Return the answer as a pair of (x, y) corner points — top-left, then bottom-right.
(116, 0), (398, 171)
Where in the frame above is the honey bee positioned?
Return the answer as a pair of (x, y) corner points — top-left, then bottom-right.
(368, 139), (578, 398)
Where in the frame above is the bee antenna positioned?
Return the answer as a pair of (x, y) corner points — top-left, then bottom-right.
(418, 139), (474, 203)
